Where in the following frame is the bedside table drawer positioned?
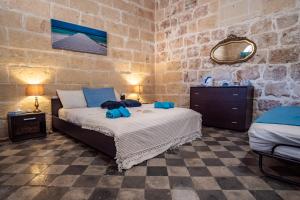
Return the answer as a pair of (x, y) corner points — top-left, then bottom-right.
(7, 113), (46, 142)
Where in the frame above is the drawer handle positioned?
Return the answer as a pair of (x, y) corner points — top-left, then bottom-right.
(194, 104), (199, 107)
(194, 92), (199, 95)
(231, 121), (238, 124)
(232, 93), (239, 96)
(232, 107), (238, 110)
(23, 117), (36, 121)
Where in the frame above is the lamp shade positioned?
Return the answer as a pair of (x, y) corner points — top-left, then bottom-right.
(26, 84), (45, 96)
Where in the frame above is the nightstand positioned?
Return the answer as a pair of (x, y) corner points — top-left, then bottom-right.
(7, 112), (47, 142)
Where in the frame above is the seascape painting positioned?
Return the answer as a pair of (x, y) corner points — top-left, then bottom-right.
(51, 19), (107, 55)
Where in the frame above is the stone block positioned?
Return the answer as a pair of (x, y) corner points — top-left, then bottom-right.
(211, 29), (225, 40)
(101, 6), (121, 22)
(164, 72), (182, 83)
(80, 14), (105, 30)
(0, 27), (8, 45)
(113, 0), (135, 13)
(187, 46), (200, 57)
(265, 82), (290, 97)
(28, 51), (68, 68)
(263, 65), (287, 81)
(25, 16), (50, 33)
(125, 40), (142, 51)
(248, 50), (267, 64)
(291, 63), (300, 81)
(8, 0), (50, 18)
(254, 32), (277, 49)
(9, 66), (55, 84)
(52, 4), (80, 24)
(0, 67), (9, 83)
(258, 99), (281, 111)
(220, 0), (247, 20)
(236, 65), (260, 81)
(129, 28), (139, 39)
(269, 47), (299, 64)
(169, 38), (183, 49)
(198, 15), (217, 31)
(250, 19), (272, 35)
(0, 9), (22, 28)
(0, 84), (19, 102)
(281, 26), (300, 45)
(56, 69), (90, 84)
(111, 49), (132, 60)
(0, 47), (27, 64)
(166, 83), (187, 94)
(188, 59), (201, 70)
(144, 0), (155, 10)
(9, 30), (50, 50)
(193, 5), (208, 19)
(184, 71), (197, 82)
(197, 32), (210, 44)
(70, 0), (99, 14)
(276, 14), (298, 29)
(140, 31), (154, 42)
(212, 68), (232, 81)
(166, 61), (182, 71)
(122, 13), (140, 27)
(109, 35), (124, 48)
(227, 23), (249, 36)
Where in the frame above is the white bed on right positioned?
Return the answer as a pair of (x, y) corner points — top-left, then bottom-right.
(248, 123), (300, 160)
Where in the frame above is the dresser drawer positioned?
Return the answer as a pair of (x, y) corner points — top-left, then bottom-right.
(190, 86), (254, 131)
(191, 87), (247, 101)
(8, 113), (46, 142)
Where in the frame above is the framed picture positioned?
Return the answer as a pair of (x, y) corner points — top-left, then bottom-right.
(51, 19), (107, 55)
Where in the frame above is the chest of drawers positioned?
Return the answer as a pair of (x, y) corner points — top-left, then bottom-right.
(190, 86), (254, 131)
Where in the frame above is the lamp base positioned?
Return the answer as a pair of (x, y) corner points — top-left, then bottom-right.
(32, 108), (41, 113)
(33, 96), (41, 113)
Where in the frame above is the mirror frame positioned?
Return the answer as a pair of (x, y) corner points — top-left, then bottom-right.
(210, 34), (257, 64)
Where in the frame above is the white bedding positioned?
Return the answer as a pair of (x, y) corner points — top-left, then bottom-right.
(59, 104), (202, 170)
(248, 123), (300, 160)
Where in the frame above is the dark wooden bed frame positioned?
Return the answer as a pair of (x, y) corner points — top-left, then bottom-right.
(51, 97), (116, 158)
(254, 144), (300, 186)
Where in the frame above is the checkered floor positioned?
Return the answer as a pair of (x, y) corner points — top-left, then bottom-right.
(0, 127), (299, 200)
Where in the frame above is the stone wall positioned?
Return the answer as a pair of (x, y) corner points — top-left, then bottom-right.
(154, 0), (300, 116)
(0, 0), (155, 139)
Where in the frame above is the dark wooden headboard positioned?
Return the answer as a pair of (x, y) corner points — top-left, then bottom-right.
(51, 97), (63, 117)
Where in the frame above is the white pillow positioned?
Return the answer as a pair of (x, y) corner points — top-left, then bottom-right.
(57, 90), (87, 109)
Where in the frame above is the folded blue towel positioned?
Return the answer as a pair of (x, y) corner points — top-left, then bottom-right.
(118, 107), (131, 117)
(154, 101), (175, 109)
(122, 99), (141, 107)
(106, 109), (121, 118)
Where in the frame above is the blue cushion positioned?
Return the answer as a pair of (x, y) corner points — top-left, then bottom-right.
(255, 106), (300, 126)
(83, 87), (116, 107)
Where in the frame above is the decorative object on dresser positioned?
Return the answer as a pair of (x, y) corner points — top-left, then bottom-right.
(26, 84), (45, 113)
(7, 112), (46, 142)
(190, 86), (254, 131)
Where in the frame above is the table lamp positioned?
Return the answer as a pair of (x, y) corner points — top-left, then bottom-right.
(25, 84), (44, 113)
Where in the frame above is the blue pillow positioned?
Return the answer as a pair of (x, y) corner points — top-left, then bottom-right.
(83, 87), (116, 107)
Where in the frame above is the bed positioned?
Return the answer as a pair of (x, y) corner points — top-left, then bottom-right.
(248, 106), (300, 185)
(51, 97), (202, 170)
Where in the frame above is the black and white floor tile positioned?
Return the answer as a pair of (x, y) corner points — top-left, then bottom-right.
(0, 127), (299, 200)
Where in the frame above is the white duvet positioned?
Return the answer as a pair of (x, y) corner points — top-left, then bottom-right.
(59, 104), (202, 170)
(248, 123), (300, 159)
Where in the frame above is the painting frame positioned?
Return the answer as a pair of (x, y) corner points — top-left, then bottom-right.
(51, 19), (107, 56)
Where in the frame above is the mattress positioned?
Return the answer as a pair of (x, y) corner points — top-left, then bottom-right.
(58, 104), (202, 170)
(248, 123), (300, 160)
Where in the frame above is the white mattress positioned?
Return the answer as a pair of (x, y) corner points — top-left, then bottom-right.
(248, 123), (300, 160)
(58, 104), (202, 170)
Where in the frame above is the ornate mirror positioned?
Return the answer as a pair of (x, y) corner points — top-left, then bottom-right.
(210, 35), (257, 64)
